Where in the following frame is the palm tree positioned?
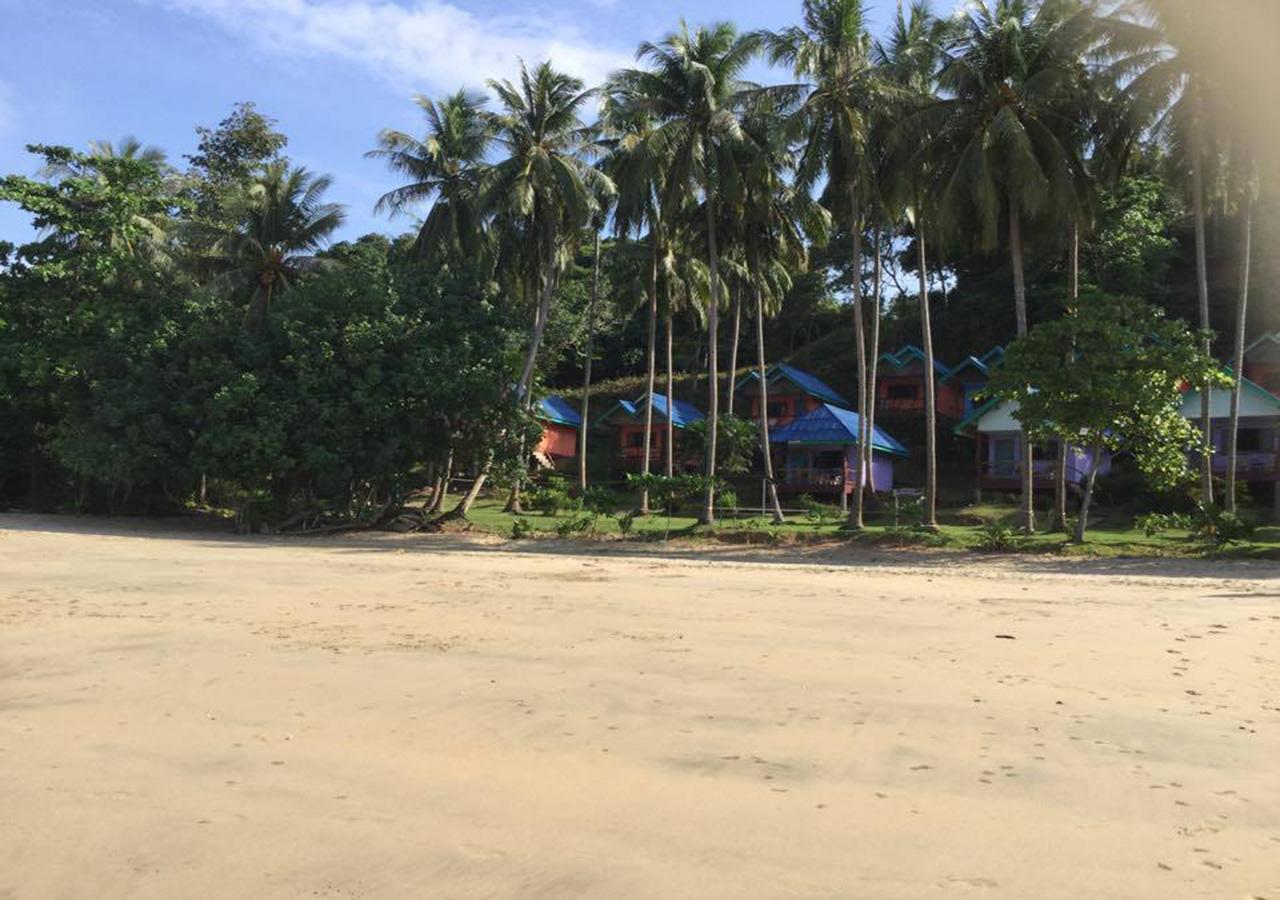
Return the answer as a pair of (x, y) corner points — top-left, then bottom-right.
(760, 0), (889, 530)
(367, 90), (493, 265)
(1117, 0), (1229, 505)
(925, 0), (1096, 533)
(610, 21), (760, 526)
(601, 91), (666, 513)
(213, 161), (346, 325)
(876, 0), (955, 530)
(1225, 156), (1256, 513)
(483, 62), (612, 406)
(729, 96), (831, 522)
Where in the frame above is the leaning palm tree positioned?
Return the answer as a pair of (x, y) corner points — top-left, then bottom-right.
(609, 21), (760, 526)
(212, 161), (346, 325)
(450, 62), (611, 516)
(875, 0), (954, 531)
(924, 0), (1096, 533)
(366, 90), (493, 265)
(1225, 155), (1256, 513)
(759, 0), (890, 530)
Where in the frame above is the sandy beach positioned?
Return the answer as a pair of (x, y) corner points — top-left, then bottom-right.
(1, 514), (1278, 899)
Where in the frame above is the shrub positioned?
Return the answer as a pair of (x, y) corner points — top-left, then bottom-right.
(555, 514), (594, 537)
(799, 494), (841, 523)
(616, 509), (637, 537)
(975, 524), (1026, 553)
(510, 517), (533, 540)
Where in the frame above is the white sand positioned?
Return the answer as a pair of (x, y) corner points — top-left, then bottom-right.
(1, 514), (1278, 899)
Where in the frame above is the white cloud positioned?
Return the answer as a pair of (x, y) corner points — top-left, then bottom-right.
(149, 0), (630, 92)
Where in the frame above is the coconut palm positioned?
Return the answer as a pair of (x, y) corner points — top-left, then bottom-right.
(483, 62), (612, 406)
(759, 0), (890, 530)
(1114, 0), (1232, 505)
(212, 161), (345, 325)
(609, 21), (760, 525)
(875, 0), (955, 531)
(1225, 156), (1256, 513)
(367, 90), (493, 265)
(924, 0), (1097, 533)
(727, 96), (831, 522)
(601, 90), (667, 513)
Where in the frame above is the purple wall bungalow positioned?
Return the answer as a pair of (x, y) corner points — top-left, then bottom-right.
(769, 403), (908, 496)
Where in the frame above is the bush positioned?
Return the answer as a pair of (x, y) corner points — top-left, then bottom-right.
(581, 485), (617, 517)
(975, 524), (1026, 553)
(1134, 511), (1193, 537)
(1193, 505), (1254, 547)
(529, 475), (577, 516)
(510, 517), (533, 540)
(616, 509), (637, 537)
(799, 493), (841, 523)
(555, 514), (594, 537)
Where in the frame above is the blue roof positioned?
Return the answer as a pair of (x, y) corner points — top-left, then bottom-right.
(879, 345), (949, 375)
(769, 403), (909, 456)
(537, 395), (582, 428)
(597, 392), (705, 429)
(734, 363), (850, 406)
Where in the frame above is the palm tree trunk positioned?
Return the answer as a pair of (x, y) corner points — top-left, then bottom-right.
(1053, 221), (1079, 531)
(752, 246), (785, 525)
(1008, 189), (1035, 533)
(515, 223), (559, 401)
(917, 217), (939, 530)
(1191, 108), (1215, 505)
(665, 306), (675, 479)
(640, 236), (659, 514)
(578, 232), (601, 493)
(727, 290), (741, 415)
(701, 157), (721, 527)
(1226, 178), (1253, 513)
(448, 453), (491, 519)
(846, 209), (867, 530)
(866, 228), (882, 496)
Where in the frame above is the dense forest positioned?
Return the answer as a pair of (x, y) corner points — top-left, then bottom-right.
(1, 0), (1275, 537)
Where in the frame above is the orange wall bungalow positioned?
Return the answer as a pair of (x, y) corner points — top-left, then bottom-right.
(734, 362), (850, 427)
(594, 392), (705, 472)
(534, 396), (582, 470)
(1245, 333), (1280, 396)
(876, 345), (1004, 419)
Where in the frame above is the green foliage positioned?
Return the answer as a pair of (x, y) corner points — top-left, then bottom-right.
(987, 293), (1231, 536)
(615, 509), (638, 536)
(683, 414), (757, 476)
(975, 524), (1027, 553)
(1134, 510), (1194, 537)
(510, 517), (533, 539)
(528, 475), (578, 516)
(799, 494), (841, 523)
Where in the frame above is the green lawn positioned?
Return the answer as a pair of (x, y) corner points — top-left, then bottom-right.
(458, 498), (1280, 560)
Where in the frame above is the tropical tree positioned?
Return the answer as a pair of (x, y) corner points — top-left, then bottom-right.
(610, 21), (760, 525)
(925, 0), (1098, 532)
(875, 0), (954, 530)
(367, 90), (494, 265)
(209, 161), (346, 326)
(1225, 156), (1256, 512)
(760, 0), (889, 530)
(728, 96), (831, 522)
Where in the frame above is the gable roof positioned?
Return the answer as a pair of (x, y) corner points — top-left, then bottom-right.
(1179, 375), (1280, 418)
(1244, 332), (1280, 356)
(595, 392), (705, 429)
(537, 395), (582, 428)
(770, 403), (909, 456)
(941, 346), (1004, 383)
(734, 362), (849, 406)
(879, 345), (950, 375)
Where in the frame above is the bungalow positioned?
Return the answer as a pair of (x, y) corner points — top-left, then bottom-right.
(876, 345), (961, 418)
(953, 398), (1111, 495)
(939, 346), (1004, 416)
(769, 402), (909, 496)
(594, 392), (705, 472)
(1180, 377), (1280, 490)
(1244, 333), (1280, 396)
(734, 362), (850, 428)
(533, 396), (582, 470)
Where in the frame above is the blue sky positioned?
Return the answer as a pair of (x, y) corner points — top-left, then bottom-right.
(2, 0), (919, 243)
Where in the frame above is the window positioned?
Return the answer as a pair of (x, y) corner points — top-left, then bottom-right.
(766, 400), (789, 419)
(627, 432), (645, 448)
(991, 438), (1017, 479)
(887, 384), (918, 401)
(1237, 428), (1268, 453)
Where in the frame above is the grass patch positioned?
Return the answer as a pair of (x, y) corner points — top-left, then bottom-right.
(458, 498), (1280, 560)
